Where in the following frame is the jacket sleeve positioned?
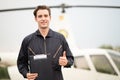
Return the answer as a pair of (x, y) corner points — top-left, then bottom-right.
(62, 35), (74, 67)
(17, 37), (29, 78)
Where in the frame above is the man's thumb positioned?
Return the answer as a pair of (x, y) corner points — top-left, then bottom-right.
(63, 51), (66, 57)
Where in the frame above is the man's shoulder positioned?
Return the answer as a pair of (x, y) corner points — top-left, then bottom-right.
(23, 31), (36, 42)
(51, 30), (67, 42)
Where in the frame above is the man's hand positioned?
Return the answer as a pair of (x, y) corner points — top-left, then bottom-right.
(59, 51), (68, 66)
(27, 73), (38, 80)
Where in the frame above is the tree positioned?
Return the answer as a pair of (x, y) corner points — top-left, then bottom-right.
(99, 44), (113, 49)
(99, 44), (120, 53)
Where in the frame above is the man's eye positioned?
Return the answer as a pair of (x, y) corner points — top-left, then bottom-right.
(44, 15), (48, 17)
(38, 15), (42, 18)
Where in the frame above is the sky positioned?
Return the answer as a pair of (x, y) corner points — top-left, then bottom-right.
(0, 0), (120, 52)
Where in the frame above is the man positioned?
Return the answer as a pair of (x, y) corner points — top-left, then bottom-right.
(17, 5), (74, 80)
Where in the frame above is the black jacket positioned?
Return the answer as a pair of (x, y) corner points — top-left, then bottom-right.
(17, 29), (74, 80)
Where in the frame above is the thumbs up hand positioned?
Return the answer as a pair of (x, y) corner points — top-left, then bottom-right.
(59, 51), (68, 66)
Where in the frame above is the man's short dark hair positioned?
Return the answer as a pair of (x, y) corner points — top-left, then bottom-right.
(33, 5), (51, 17)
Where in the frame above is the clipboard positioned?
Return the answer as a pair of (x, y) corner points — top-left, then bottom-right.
(29, 55), (54, 80)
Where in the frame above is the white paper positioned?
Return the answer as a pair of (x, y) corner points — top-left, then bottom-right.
(34, 54), (47, 60)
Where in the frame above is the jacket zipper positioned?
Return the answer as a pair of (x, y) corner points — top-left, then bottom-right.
(44, 37), (47, 54)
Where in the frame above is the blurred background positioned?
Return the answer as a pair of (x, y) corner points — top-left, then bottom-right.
(0, 0), (120, 80)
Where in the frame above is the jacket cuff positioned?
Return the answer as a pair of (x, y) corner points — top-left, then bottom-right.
(21, 70), (28, 78)
(64, 60), (71, 67)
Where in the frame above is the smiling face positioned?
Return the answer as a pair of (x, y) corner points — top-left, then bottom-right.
(35, 9), (51, 29)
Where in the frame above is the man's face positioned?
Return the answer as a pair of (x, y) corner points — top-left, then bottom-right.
(35, 9), (51, 29)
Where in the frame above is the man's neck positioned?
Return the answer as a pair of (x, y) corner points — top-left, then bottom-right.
(39, 28), (49, 38)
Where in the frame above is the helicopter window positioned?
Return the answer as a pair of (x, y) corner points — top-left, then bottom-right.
(109, 52), (120, 72)
(74, 56), (90, 70)
(0, 66), (10, 79)
(90, 55), (117, 75)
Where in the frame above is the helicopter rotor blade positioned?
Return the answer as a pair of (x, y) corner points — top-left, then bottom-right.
(69, 5), (120, 9)
(0, 4), (120, 13)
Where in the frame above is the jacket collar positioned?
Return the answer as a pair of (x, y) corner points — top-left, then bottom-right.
(35, 29), (54, 38)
